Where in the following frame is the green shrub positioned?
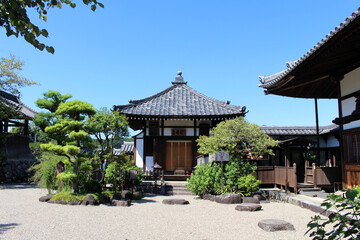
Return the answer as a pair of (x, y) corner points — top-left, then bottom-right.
(306, 187), (360, 239)
(80, 178), (103, 194)
(186, 162), (223, 196)
(133, 191), (144, 200)
(187, 159), (260, 197)
(29, 152), (66, 194)
(51, 191), (85, 202)
(56, 171), (76, 192)
(223, 160), (260, 196)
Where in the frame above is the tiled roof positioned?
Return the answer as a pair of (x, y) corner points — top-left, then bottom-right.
(113, 142), (134, 155)
(259, 7), (360, 89)
(114, 72), (246, 118)
(0, 90), (37, 119)
(260, 125), (338, 136)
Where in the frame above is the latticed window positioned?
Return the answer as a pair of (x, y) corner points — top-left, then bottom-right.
(344, 130), (360, 163)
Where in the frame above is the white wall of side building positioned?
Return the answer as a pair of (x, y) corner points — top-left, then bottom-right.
(135, 138), (144, 169)
(341, 66), (360, 130)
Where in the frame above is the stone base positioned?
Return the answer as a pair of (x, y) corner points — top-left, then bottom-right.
(162, 198), (189, 205)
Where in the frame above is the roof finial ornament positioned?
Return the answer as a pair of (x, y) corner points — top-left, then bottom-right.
(172, 70), (187, 84)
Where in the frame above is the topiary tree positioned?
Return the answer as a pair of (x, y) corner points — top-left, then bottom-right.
(197, 117), (277, 159)
(41, 100), (96, 193)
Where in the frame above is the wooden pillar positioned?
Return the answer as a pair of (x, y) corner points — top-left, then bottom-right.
(315, 98), (320, 166)
(4, 120), (8, 133)
(335, 78), (345, 188)
(24, 119), (29, 136)
(293, 163), (298, 194)
(285, 148), (289, 193)
(313, 163), (317, 188)
(193, 119), (197, 136)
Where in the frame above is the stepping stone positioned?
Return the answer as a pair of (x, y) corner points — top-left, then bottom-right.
(235, 203), (262, 211)
(162, 198), (189, 205)
(112, 199), (131, 207)
(258, 219), (295, 232)
(39, 194), (54, 202)
(242, 197), (260, 204)
(253, 194), (266, 201)
(215, 193), (242, 204)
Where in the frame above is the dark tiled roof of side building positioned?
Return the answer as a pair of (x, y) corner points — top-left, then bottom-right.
(113, 142), (134, 155)
(259, 7), (360, 89)
(114, 71), (247, 118)
(260, 125), (338, 136)
(0, 90), (37, 119)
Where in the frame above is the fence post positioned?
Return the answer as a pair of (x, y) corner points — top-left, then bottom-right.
(293, 163), (297, 194)
(313, 163), (317, 188)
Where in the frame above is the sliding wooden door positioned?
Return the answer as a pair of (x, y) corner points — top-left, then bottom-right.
(165, 141), (192, 171)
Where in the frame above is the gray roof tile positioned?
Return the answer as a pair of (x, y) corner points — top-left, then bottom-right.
(114, 72), (246, 117)
(261, 125), (338, 136)
(0, 90), (37, 119)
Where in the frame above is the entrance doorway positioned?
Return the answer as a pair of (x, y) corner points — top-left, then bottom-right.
(165, 141), (192, 171)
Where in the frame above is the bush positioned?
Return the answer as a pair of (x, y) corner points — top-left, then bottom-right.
(29, 151), (66, 194)
(186, 162), (223, 196)
(306, 187), (360, 239)
(187, 159), (260, 197)
(80, 178), (103, 194)
(223, 160), (260, 196)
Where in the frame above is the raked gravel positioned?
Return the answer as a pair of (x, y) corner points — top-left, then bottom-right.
(1, 185), (317, 240)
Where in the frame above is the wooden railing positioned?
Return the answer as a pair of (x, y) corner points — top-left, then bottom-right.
(256, 164), (341, 193)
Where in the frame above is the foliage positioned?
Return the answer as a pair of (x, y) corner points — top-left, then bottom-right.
(306, 187), (360, 239)
(197, 117), (277, 159)
(186, 162), (223, 196)
(0, 55), (37, 95)
(223, 160), (260, 196)
(29, 151), (66, 194)
(80, 178), (103, 194)
(0, 0), (104, 53)
(187, 159), (260, 197)
(41, 99), (96, 193)
(105, 154), (143, 192)
(85, 107), (129, 163)
(56, 171), (76, 191)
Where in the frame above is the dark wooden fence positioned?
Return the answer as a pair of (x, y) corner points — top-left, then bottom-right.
(256, 164), (342, 193)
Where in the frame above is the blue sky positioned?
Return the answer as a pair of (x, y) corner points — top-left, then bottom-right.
(1, 1), (359, 129)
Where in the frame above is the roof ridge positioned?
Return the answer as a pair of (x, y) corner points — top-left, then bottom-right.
(259, 6), (360, 89)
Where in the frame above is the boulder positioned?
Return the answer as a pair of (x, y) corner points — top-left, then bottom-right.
(253, 194), (266, 201)
(47, 200), (55, 204)
(81, 194), (98, 205)
(235, 203), (262, 211)
(39, 194), (54, 202)
(112, 199), (131, 207)
(215, 193), (242, 204)
(69, 200), (81, 205)
(55, 200), (68, 205)
(258, 219), (295, 232)
(202, 193), (213, 200)
(162, 198), (189, 205)
(242, 197), (260, 204)
(112, 193), (122, 200)
(121, 190), (132, 200)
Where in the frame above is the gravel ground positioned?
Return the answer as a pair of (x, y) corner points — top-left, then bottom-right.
(0, 185), (318, 240)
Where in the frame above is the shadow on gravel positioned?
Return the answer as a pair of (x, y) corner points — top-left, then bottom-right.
(0, 184), (38, 190)
(133, 199), (157, 204)
(0, 223), (19, 234)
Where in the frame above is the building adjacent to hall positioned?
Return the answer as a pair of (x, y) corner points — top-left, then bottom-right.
(259, 7), (360, 188)
(114, 71), (247, 173)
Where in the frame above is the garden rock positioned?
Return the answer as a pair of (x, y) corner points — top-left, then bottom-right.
(81, 194), (97, 205)
(258, 219), (295, 232)
(242, 197), (260, 204)
(215, 193), (242, 204)
(162, 198), (189, 205)
(202, 193), (212, 200)
(132, 191), (143, 200)
(55, 200), (68, 205)
(47, 200), (55, 204)
(253, 194), (266, 201)
(235, 203), (262, 211)
(39, 194), (54, 202)
(121, 190), (132, 199)
(112, 199), (131, 207)
(112, 193), (122, 200)
(69, 200), (81, 205)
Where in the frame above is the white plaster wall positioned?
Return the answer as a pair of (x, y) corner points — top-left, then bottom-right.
(135, 139), (144, 169)
(341, 66), (360, 96)
(145, 156), (154, 171)
(186, 128), (194, 136)
(164, 128), (172, 136)
(342, 97), (356, 117)
(326, 135), (340, 148)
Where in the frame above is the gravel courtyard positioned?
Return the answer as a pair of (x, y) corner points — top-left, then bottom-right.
(1, 185), (317, 240)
